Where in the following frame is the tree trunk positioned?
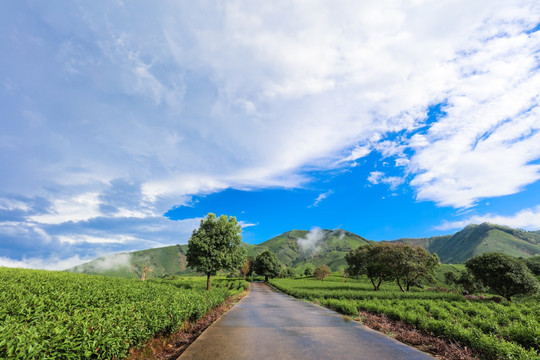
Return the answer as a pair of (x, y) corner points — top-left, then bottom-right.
(396, 278), (405, 292)
(406, 282), (410, 292)
(264, 275), (269, 282)
(206, 274), (211, 291)
(370, 277), (377, 290)
(376, 275), (382, 291)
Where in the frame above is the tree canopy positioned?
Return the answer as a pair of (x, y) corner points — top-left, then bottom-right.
(314, 265), (332, 281)
(384, 243), (439, 292)
(466, 252), (539, 301)
(304, 266), (314, 277)
(254, 250), (281, 282)
(346, 242), (439, 291)
(186, 213), (246, 290)
(346, 243), (391, 290)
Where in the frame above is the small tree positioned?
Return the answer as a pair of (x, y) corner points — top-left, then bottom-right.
(240, 257), (252, 279)
(254, 250), (281, 282)
(304, 266), (314, 277)
(314, 265), (332, 281)
(282, 267), (296, 278)
(466, 253), (539, 301)
(186, 213), (246, 290)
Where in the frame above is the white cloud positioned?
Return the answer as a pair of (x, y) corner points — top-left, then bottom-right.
(368, 172), (404, 191)
(368, 171), (384, 185)
(57, 234), (137, 245)
(297, 227), (325, 254)
(0, 254), (90, 271)
(0, 1), (540, 264)
(29, 193), (101, 225)
(436, 205), (540, 230)
(238, 221), (257, 228)
(79, 253), (133, 272)
(341, 145), (371, 163)
(0, 198), (30, 212)
(311, 190), (334, 207)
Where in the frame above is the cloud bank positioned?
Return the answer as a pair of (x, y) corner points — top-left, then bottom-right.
(1, 1), (540, 267)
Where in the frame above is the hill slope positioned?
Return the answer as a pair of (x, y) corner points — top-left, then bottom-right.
(248, 229), (370, 271)
(397, 223), (540, 263)
(68, 223), (540, 278)
(68, 229), (369, 278)
(68, 244), (194, 279)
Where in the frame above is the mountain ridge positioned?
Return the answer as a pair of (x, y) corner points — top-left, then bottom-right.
(67, 223), (540, 279)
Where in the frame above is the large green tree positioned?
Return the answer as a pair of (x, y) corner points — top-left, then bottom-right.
(186, 213), (246, 290)
(384, 243), (440, 292)
(466, 252), (539, 301)
(254, 250), (281, 282)
(346, 243), (391, 290)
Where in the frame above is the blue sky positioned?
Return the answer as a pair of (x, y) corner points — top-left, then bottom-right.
(1, 1), (540, 269)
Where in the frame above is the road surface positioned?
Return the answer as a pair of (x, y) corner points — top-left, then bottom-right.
(179, 282), (435, 360)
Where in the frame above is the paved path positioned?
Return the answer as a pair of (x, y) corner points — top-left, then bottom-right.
(179, 282), (435, 360)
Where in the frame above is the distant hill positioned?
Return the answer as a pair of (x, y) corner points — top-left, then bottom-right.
(67, 223), (540, 279)
(67, 229), (369, 278)
(68, 244), (195, 279)
(246, 229), (370, 271)
(396, 223), (540, 263)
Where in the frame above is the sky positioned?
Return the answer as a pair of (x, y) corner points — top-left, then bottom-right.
(1, 1), (540, 270)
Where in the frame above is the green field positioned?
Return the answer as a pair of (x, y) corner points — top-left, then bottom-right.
(0, 267), (247, 359)
(270, 276), (540, 359)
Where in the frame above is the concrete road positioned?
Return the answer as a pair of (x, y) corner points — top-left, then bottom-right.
(179, 282), (435, 360)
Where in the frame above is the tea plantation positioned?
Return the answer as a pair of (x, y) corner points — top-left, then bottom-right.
(0, 267), (247, 359)
(271, 276), (540, 359)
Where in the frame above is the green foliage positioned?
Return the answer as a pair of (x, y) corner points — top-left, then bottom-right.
(347, 243), (439, 292)
(466, 252), (539, 301)
(314, 265), (332, 281)
(0, 268), (244, 359)
(524, 255), (540, 275)
(445, 270), (486, 295)
(249, 229), (369, 271)
(270, 276), (540, 359)
(254, 249), (282, 282)
(346, 243), (391, 290)
(279, 267), (296, 278)
(383, 243), (439, 292)
(304, 266), (314, 277)
(186, 213), (246, 290)
(400, 223), (540, 264)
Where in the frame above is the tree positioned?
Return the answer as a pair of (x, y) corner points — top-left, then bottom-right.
(186, 213), (246, 290)
(445, 270), (485, 295)
(240, 257), (252, 279)
(254, 250), (282, 282)
(314, 265), (332, 281)
(304, 266), (314, 277)
(382, 243), (439, 292)
(279, 267), (296, 278)
(346, 244), (391, 290)
(466, 253), (539, 301)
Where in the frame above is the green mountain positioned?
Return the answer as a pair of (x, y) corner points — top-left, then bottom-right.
(67, 223), (540, 279)
(67, 229), (369, 278)
(396, 223), (540, 263)
(246, 229), (370, 271)
(68, 244), (195, 279)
